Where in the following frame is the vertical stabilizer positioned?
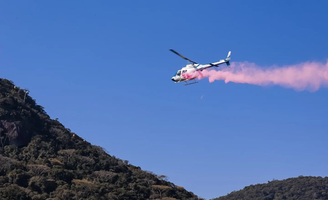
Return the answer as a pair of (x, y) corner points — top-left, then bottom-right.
(225, 51), (231, 66)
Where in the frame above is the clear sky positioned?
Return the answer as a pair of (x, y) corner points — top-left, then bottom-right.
(1, 1), (328, 199)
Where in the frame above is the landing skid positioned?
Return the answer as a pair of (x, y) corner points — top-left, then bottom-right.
(184, 80), (198, 86)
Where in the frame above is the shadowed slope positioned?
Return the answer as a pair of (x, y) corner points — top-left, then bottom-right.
(0, 78), (201, 200)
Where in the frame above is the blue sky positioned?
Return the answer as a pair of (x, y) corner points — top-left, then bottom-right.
(1, 1), (328, 199)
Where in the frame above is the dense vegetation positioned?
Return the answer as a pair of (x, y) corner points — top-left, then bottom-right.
(212, 176), (328, 200)
(0, 78), (201, 200)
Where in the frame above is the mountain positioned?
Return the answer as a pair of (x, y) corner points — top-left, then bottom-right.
(211, 176), (328, 200)
(0, 78), (202, 200)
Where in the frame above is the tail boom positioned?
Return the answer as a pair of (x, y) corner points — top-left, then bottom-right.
(196, 51), (232, 70)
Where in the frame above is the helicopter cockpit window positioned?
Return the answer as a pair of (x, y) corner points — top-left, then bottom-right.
(176, 70), (181, 76)
(182, 70), (187, 73)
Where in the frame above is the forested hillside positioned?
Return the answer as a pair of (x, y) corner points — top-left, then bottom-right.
(0, 78), (201, 200)
(212, 176), (328, 200)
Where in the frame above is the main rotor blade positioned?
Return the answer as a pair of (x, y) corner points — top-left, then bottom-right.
(170, 49), (198, 64)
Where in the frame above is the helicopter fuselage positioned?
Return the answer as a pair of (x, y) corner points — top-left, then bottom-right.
(171, 64), (198, 82)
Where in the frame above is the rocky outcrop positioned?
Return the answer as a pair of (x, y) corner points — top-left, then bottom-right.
(0, 120), (30, 147)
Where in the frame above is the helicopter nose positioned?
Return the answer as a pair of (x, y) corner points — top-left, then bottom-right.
(171, 77), (175, 81)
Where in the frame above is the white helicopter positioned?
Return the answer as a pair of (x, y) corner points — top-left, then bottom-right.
(170, 49), (231, 85)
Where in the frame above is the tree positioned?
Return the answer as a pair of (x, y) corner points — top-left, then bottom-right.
(27, 164), (50, 176)
(0, 129), (9, 149)
(152, 185), (171, 199)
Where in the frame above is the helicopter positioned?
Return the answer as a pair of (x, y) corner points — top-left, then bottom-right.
(170, 49), (231, 85)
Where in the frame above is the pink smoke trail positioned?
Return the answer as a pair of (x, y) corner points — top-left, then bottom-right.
(193, 61), (328, 92)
